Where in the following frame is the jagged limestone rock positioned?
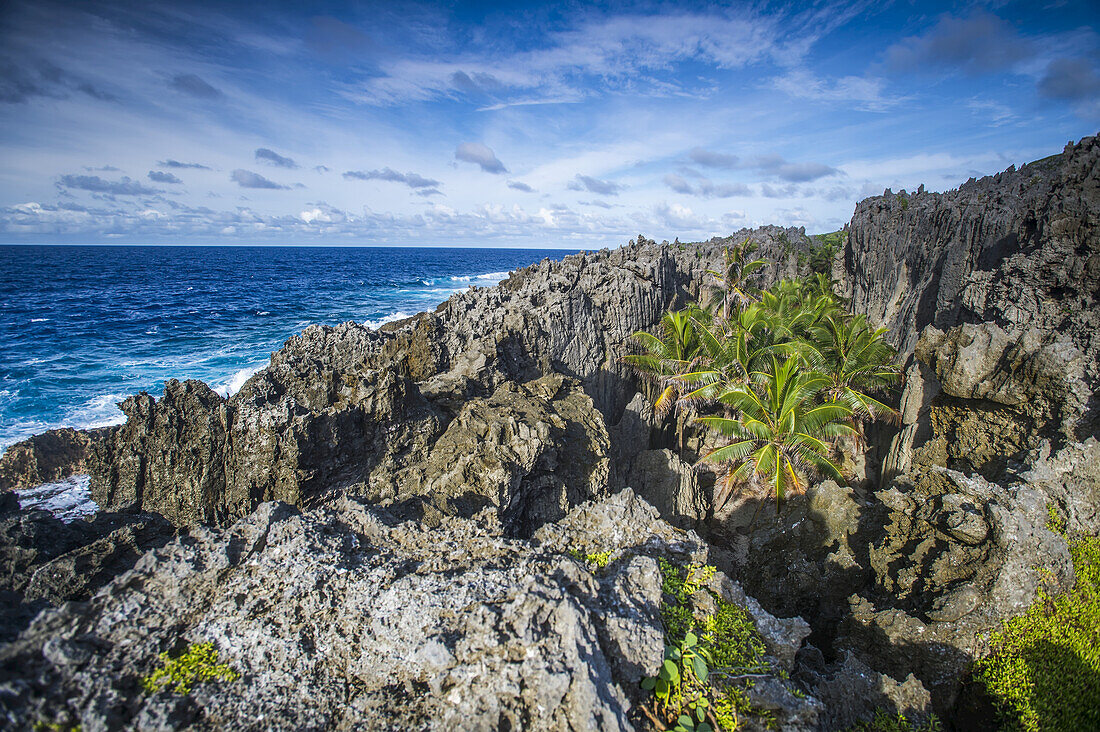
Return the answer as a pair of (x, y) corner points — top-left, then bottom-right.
(0, 428), (108, 493)
(0, 490), (817, 732)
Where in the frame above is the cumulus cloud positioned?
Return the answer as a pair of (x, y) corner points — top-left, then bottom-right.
(58, 174), (159, 195)
(1038, 58), (1100, 101)
(148, 170), (182, 184)
(169, 73), (223, 99)
(230, 169), (289, 189)
(507, 180), (535, 192)
(343, 167), (442, 190)
(158, 160), (210, 170)
(255, 148), (298, 169)
(455, 142), (507, 174)
(885, 12), (1033, 75)
(689, 147), (739, 169)
(567, 174), (623, 196)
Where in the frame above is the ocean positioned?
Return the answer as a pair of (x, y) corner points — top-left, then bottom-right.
(0, 245), (570, 452)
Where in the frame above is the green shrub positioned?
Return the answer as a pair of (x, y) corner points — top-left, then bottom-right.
(972, 537), (1100, 731)
(142, 642), (240, 695)
(644, 559), (777, 730)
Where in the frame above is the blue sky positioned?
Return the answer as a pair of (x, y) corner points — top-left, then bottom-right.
(0, 0), (1097, 248)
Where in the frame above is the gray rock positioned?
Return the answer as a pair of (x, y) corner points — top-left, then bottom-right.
(627, 449), (705, 527)
(0, 490), (814, 731)
(0, 428), (109, 493)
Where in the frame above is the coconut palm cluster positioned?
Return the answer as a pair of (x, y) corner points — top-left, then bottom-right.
(624, 241), (902, 512)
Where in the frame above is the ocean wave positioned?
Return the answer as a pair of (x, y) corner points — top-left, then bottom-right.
(212, 363), (266, 398)
(0, 417), (52, 451)
(64, 392), (128, 430)
(17, 474), (98, 522)
(448, 270), (511, 283)
(30, 318), (50, 322)
(363, 311), (411, 330)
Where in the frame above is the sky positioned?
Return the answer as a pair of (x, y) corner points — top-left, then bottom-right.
(0, 0), (1097, 248)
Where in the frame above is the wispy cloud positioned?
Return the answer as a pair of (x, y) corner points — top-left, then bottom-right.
(230, 169), (288, 189)
(168, 73), (223, 99)
(688, 148), (738, 169)
(507, 180), (535, 192)
(148, 170), (182, 184)
(158, 160), (210, 170)
(770, 69), (899, 111)
(343, 167), (441, 190)
(58, 174), (159, 195)
(664, 172), (751, 198)
(255, 147), (298, 169)
(455, 143), (507, 174)
(568, 174), (623, 196)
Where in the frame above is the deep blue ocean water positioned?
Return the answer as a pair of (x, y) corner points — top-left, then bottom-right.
(0, 245), (569, 450)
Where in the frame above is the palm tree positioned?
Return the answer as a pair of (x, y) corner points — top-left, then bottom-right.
(799, 312), (901, 429)
(696, 358), (855, 512)
(623, 307), (705, 449)
(676, 303), (779, 404)
(707, 240), (767, 320)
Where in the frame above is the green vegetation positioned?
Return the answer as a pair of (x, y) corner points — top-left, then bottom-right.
(569, 547), (612, 569)
(625, 238), (900, 512)
(803, 230), (846, 274)
(142, 642), (240, 695)
(842, 709), (941, 732)
(643, 559), (778, 730)
(1045, 504), (1067, 537)
(32, 722), (81, 732)
(972, 537), (1100, 731)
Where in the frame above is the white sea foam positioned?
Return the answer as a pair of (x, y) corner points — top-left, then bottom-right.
(0, 417), (51, 451)
(30, 318), (50, 322)
(16, 474), (98, 522)
(213, 363), (266, 397)
(64, 393), (128, 430)
(448, 270), (511, 283)
(363, 311), (411, 330)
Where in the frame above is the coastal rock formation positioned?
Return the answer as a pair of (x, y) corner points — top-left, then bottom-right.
(0, 507), (174, 642)
(1, 135), (1099, 729)
(840, 138), (1100, 370)
(0, 428), (107, 492)
(714, 465), (1072, 716)
(16, 226), (809, 527)
(0, 490), (819, 731)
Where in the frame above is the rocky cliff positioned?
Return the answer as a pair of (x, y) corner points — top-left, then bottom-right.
(1, 135), (1099, 730)
(0, 490), (847, 731)
(5, 226), (807, 530)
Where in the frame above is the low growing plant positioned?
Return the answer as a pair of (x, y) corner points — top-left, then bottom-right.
(644, 559), (777, 730)
(971, 536), (1100, 731)
(142, 642), (240, 695)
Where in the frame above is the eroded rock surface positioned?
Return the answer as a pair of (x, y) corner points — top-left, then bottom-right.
(0, 490), (817, 732)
